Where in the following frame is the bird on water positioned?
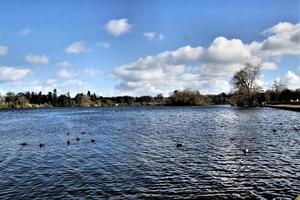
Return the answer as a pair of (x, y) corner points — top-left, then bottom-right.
(39, 143), (45, 148)
(91, 139), (96, 143)
(176, 143), (183, 148)
(242, 148), (249, 155)
(76, 137), (80, 141)
(67, 140), (70, 145)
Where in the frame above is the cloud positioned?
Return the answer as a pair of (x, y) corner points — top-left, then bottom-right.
(281, 71), (300, 89)
(96, 42), (111, 48)
(49, 79), (89, 96)
(260, 22), (300, 56)
(26, 54), (49, 65)
(113, 22), (300, 95)
(23, 79), (91, 97)
(56, 61), (73, 67)
(261, 62), (277, 70)
(105, 18), (132, 37)
(82, 69), (101, 76)
(144, 32), (156, 41)
(143, 32), (165, 41)
(0, 46), (8, 56)
(57, 68), (100, 78)
(0, 66), (31, 82)
(65, 41), (89, 54)
(19, 28), (32, 36)
(57, 69), (78, 78)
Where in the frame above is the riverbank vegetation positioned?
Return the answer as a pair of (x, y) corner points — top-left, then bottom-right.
(0, 89), (208, 108)
(230, 63), (300, 107)
(0, 86), (298, 109)
(0, 64), (299, 109)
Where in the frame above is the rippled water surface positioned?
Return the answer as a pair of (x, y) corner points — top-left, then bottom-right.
(0, 106), (299, 199)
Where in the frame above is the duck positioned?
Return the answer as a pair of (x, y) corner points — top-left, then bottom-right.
(176, 143), (183, 148)
(21, 142), (27, 146)
(67, 132), (70, 135)
(76, 137), (80, 141)
(81, 131), (86, 134)
(242, 148), (249, 155)
(91, 139), (96, 143)
(39, 143), (45, 148)
(273, 129), (277, 132)
(67, 140), (70, 145)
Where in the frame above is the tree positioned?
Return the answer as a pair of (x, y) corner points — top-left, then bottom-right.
(16, 96), (29, 108)
(272, 80), (287, 93)
(87, 91), (91, 97)
(52, 89), (58, 106)
(231, 63), (262, 106)
(168, 89), (206, 106)
(5, 92), (16, 102)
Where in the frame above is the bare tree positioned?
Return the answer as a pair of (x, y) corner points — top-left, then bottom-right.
(231, 63), (262, 106)
(272, 80), (287, 93)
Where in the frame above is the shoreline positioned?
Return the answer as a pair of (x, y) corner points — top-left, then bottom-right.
(1, 104), (300, 112)
(0, 104), (229, 111)
(267, 104), (300, 112)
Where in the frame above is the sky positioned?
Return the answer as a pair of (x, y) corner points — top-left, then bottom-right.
(0, 0), (299, 97)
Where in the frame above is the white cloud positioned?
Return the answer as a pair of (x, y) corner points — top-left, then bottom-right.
(65, 41), (89, 54)
(96, 42), (111, 48)
(26, 54), (49, 65)
(19, 28), (32, 36)
(282, 71), (300, 89)
(113, 22), (300, 95)
(57, 68), (100, 79)
(57, 69), (78, 78)
(56, 61), (73, 67)
(260, 22), (300, 56)
(143, 32), (165, 41)
(23, 79), (91, 97)
(105, 18), (132, 37)
(0, 46), (8, 56)
(261, 62), (277, 70)
(0, 88), (6, 96)
(204, 37), (252, 64)
(0, 66), (31, 82)
(144, 32), (156, 41)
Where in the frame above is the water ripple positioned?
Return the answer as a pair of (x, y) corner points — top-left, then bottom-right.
(0, 106), (299, 199)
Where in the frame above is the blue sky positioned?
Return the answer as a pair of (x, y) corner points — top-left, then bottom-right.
(0, 0), (299, 96)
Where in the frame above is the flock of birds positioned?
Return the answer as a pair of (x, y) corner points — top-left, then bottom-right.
(19, 120), (298, 157)
(19, 131), (96, 148)
(18, 134), (265, 156)
(175, 122), (291, 156)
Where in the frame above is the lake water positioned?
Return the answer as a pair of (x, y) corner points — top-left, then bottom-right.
(0, 106), (299, 199)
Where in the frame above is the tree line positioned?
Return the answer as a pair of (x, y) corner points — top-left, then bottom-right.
(0, 64), (299, 108)
(230, 63), (300, 106)
(0, 89), (210, 108)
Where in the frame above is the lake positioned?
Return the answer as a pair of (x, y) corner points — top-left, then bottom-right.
(0, 106), (299, 199)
